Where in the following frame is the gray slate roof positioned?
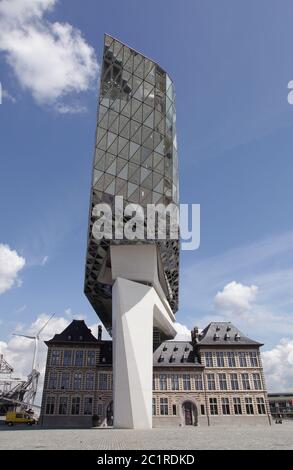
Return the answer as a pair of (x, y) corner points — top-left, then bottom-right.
(153, 341), (203, 367)
(45, 320), (99, 345)
(197, 322), (262, 346)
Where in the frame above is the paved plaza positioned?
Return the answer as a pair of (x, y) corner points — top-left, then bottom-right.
(0, 422), (293, 450)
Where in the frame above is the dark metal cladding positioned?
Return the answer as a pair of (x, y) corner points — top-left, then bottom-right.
(84, 35), (180, 333)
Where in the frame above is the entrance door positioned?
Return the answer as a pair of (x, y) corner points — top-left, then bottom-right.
(184, 402), (193, 425)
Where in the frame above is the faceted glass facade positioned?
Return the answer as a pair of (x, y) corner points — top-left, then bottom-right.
(85, 34), (179, 332)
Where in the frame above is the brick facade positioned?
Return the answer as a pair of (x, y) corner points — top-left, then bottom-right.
(40, 320), (271, 427)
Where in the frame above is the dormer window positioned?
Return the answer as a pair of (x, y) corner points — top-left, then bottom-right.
(158, 355), (164, 363)
(169, 355), (176, 363)
(184, 346), (189, 352)
(235, 333), (240, 341)
(79, 336), (83, 341)
(173, 346), (178, 352)
(67, 335), (72, 340)
(216, 326), (220, 331)
(213, 333), (219, 341)
(181, 354), (187, 363)
(224, 333), (230, 340)
(227, 326), (231, 331)
(102, 357), (106, 363)
(163, 346), (167, 351)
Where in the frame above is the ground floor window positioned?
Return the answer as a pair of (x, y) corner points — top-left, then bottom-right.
(200, 404), (205, 415)
(160, 398), (168, 415)
(152, 398), (156, 416)
(84, 396), (93, 415)
(245, 397), (254, 415)
(71, 397), (80, 415)
(59, 396), (68, 415)
(172, 404), (177, 415)
(46, 396), (55, 415)
(233, 397), (242, 415)
(222, 397), (230, 415)
(209, 398), (218, 415)
(257, 397), (266, 414)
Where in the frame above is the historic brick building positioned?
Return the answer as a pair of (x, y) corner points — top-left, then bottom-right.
(40, 320), (271, 427)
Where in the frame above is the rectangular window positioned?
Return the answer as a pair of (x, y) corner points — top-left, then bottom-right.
(97, 404), (103, 416)
(239, 352), (247, 367)
(194, 374), (203, 391)
(48, 372), (58, 390)
(233, 397), (242, 415)
(71, 397), (80, 415)
(253, 373), (262, 390)
(152, 398), (156, 416)
(98, 373), (108, 390)
(219, 373), (227, 391)
(160, 398), (168, 415)
(241, 373), (251, 390)
(84, 397), (93, 415)
(75, 351), (84, 367)
(183, 374), (191, 391)
(205, 352), (213, 367)
(227, 352), (236, 367)
(85, 372), (94, 390)
(245, 397), (254, 415)
(171, 374), (179, 391)
(87, 351), (96, 366)
(209, 398), (218, 415)
(172, 404), (177, 415)
(230, 373), (239, 390)
(59, 397), (68, 415)
(257, 397), (266, 414)
(73, 372), (82, 390)
(207, 373), (216, 391)
(159, 374), (167, 391)
(249, 351), (258, 367)
(216, 352), (225, 367)
(51, 350), (60, 366)
(200, 404), (205, 415)
(63, 350), (72, 366)
(46, 397), (55, 415)
(222, 397), (230, 415)
(60, 372), (70, 390)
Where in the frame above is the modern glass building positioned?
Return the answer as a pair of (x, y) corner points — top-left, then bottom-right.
(84, 34), (179, 334)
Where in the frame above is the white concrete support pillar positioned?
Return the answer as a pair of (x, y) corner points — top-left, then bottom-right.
(111, 245), (176, 429)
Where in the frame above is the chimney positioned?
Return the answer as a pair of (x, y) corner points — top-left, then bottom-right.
(98, 325), (102, 341)
(191, 326), (199, 345)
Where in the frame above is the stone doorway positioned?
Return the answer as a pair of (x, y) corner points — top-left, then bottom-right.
(182, 401), (197, 426)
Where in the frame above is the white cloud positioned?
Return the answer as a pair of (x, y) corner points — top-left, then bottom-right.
(55, 103), (87, 114)
(214, 281), (258, 313)
(262, 339), (293, 391)
(173, 322), (191, 341)
(0, 243), (25, 294)
(40, 255), (49, 266)
(1, 88), (17, 103)
(0, 0), (98, 111)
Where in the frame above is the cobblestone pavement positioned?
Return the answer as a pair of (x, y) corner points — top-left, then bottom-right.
(0, 422), (292, 450)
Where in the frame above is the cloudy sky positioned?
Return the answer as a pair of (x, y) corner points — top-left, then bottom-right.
(1, 0), (293, 400)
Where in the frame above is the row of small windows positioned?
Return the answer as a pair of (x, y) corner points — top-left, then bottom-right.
(47, 372), (112, 391)
(154, 373), (263, 391)
(50, 350), (96, 367)
(209, 397), (266, 416)
(45, 396), (93, 416)
(204, 351), (259, 368)
(152, 397), (266, 416)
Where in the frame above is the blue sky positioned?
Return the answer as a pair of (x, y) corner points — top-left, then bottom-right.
(1, 0), (293, 390)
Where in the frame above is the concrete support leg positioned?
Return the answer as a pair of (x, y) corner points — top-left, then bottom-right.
(112, 277), (175, 429)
